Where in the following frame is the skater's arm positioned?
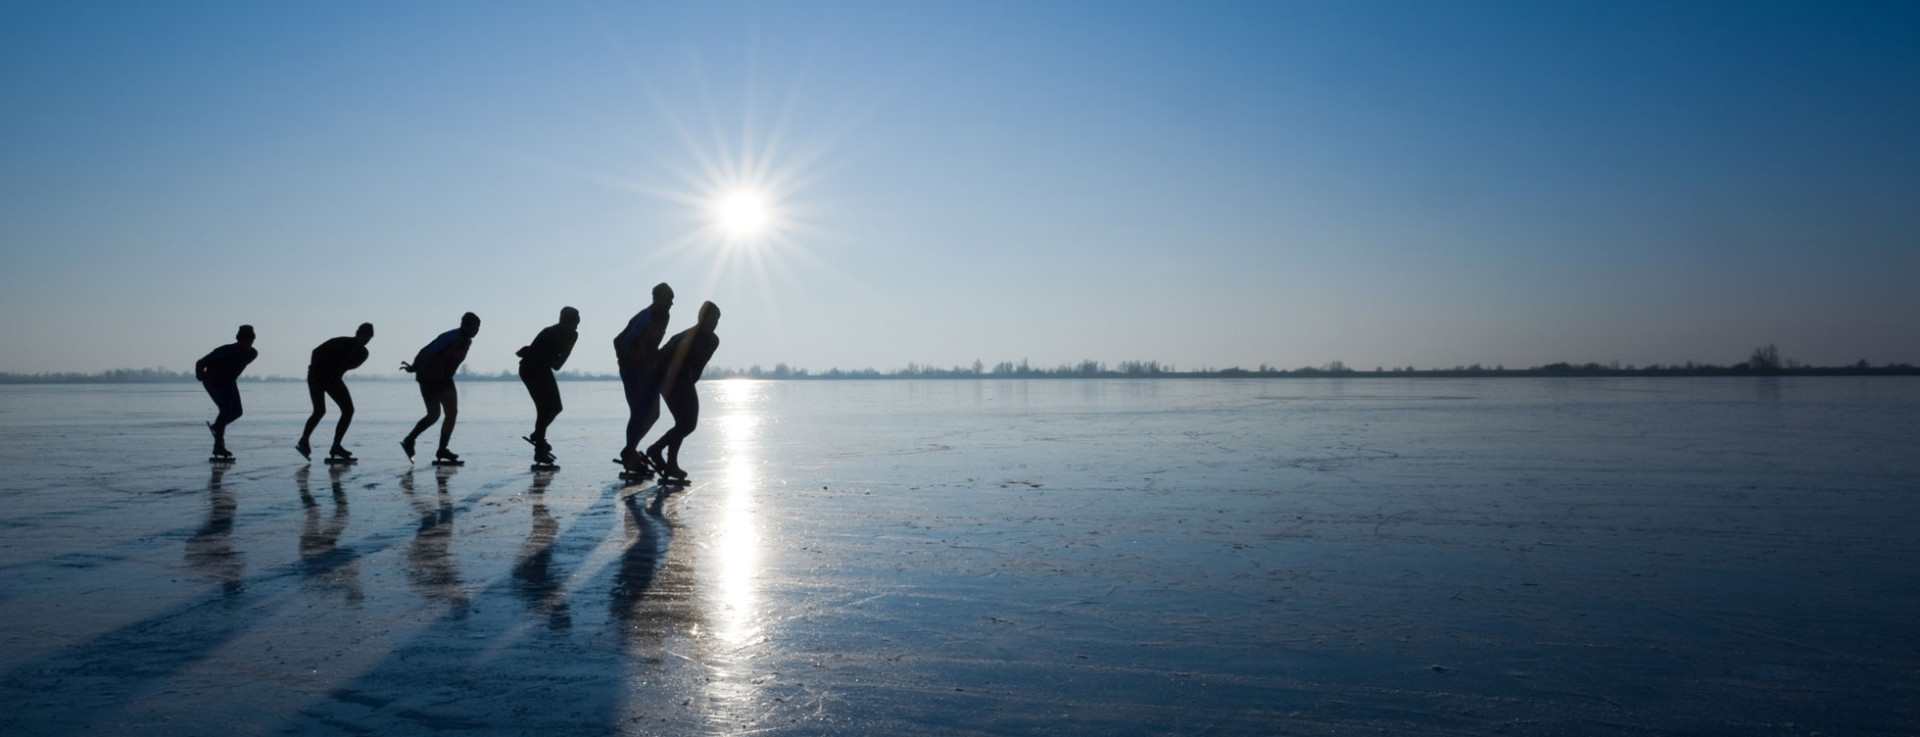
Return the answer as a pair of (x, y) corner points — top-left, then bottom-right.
(551, 330), (576, 371)
(685, 334), (718, 381)
(613, 309), (649, 365)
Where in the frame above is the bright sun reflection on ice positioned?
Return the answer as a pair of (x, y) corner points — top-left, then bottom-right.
(715, 380), (762, 647)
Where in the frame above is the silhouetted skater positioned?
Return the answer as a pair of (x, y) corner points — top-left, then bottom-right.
(296, 323), (373, 462)
(517, 307), (579, 467)
(614, 283), (673, 474)
(195, 325), (257, 461)
(401, 312), (479, 465)
(646, 301), (720, 481)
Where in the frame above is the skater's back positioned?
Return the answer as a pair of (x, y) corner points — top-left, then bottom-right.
(656, 323), (720, 389)
(614, 284), (674, 370)
(197, 335), (258, 384)
(520, 319), (578, 372)
(411, 325), (474, 380)
(310, 335), (370, 380)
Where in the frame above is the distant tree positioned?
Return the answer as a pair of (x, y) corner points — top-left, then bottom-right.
(1748, 344), (1782, 372)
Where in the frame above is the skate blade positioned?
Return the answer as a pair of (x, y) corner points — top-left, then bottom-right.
(431, 459), (465, 467)
(325, 457), (358, 465)
(531, 463), (560, 472)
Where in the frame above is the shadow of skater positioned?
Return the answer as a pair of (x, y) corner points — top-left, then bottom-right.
(185, 463), (244, 597)
(401, 467), (468, 613)
(646, 302), (721, 479)
(401, 313), (479, 465)
(195, 324), (257, 461)
(512, 471), (571, 630)
(297, 465), (363, 604)
(297, 323), (373, 462)
(518, 307), (579, 465)
(615, 284), (673, 472)
(609, 485), (700, 649)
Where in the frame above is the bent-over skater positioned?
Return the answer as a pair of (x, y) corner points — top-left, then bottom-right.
(517, 306), (579, 465)
(297, 323), (373, 461)
(646, 302), (721, 480)
(401, 312), (479, 464)
(614, 283), (673, 473)
(196, 324), (258, 461)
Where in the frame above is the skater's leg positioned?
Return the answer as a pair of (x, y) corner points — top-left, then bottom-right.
(620, 365), (660, 454)
(436, 383), (459, 452)
(203, 382), (225, 439)
(299, 377), (326, 451)
(327, 380), (355, 451)
(406, 379), (441, 442)
(535, 374), (562, 440)
(208, 382), (243, 433)
(522, 368), (561, 443)
(655, 385), (698, 477)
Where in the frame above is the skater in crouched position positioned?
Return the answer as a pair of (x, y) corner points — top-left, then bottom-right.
(646, 301), (720, 480)
(196, 325), (258, 461)
(518, 306), (579, 466)
(297, 322), (373, 462)
(614, 283), (673, 473)
(401, 312), (479, 464)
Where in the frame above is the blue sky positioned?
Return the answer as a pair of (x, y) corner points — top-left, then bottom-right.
(3, 1), (1917, 375)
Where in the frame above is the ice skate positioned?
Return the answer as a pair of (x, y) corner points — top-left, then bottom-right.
(400, 436), (417, 464)
(531, 447), (559, 472)
(615, 449), (652, 481)
(432, 448), (464, 467)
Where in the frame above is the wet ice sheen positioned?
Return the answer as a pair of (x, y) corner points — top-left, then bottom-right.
(1, 377), (1917, 735)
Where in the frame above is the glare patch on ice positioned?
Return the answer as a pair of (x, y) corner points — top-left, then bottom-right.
(705, 379), (764, 721)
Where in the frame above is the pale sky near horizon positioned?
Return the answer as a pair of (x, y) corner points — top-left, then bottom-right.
(4, 1), (1918, 377)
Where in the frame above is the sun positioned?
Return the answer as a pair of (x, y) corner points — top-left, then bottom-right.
(713, 189), (772, 238)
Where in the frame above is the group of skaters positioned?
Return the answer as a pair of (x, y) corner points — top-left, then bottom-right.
(194, 283), (720, 481)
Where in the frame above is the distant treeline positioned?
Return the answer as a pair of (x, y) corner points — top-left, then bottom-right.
(704, 355), (1920, 380)
(7, 346), (1918, 384)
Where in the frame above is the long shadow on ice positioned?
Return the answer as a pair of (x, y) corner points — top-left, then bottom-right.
(285, 479), (660, 734)
(512, 470), (570, 630)
(0, 467), (512, 735)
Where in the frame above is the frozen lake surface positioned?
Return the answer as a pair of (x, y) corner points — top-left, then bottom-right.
(1, 377), (1917, 735)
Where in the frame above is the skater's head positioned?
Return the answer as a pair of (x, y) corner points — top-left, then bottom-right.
(235, 325), (255, 346)
(559, 306), (580, 329)
(354, 322), (374, 344)
(697, 301), (721, 331)
(651, 282), (674, 311)
(459, 312), (481, 339)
